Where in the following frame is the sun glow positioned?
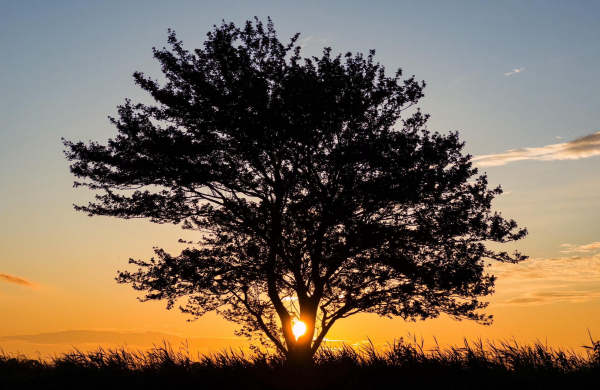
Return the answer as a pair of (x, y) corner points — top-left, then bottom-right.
(292, 320), (307, 339)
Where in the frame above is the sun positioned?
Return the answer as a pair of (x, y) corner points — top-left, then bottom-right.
(292, 320), (307, 339)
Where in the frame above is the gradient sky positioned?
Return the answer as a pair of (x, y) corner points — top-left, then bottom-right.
(1, 0), (600, 357)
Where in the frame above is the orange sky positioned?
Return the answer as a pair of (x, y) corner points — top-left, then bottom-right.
(2, 208), (600, 357)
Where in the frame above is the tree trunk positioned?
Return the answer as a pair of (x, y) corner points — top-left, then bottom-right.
(286, 343), (314, 367)
(286, 310), (318, 367)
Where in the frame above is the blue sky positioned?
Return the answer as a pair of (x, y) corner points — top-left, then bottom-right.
(1, 0), (600, 353)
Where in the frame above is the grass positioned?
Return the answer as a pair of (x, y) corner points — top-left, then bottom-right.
(2, 335), (600, 389)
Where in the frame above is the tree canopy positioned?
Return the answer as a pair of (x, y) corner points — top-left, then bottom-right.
(63, 18), (527, 364)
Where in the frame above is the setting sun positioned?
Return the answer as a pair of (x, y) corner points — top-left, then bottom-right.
(292, 321), (307, 339)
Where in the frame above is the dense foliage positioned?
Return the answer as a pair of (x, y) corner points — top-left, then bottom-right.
(63, 18), (527, 362)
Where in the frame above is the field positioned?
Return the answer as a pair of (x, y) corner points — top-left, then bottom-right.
(2, 336), (600, 389)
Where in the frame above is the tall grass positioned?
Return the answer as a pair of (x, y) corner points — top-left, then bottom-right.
(2, 336), (600, 389)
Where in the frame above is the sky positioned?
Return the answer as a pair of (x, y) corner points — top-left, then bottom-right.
(1, 0), (600, 357)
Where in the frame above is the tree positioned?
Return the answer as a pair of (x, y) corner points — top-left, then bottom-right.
(63, 18), (527, 365)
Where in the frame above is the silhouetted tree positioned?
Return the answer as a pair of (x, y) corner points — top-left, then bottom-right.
(63, 18), (527, 365)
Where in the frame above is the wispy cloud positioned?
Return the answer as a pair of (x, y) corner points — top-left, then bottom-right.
(300, 36), (313, 48)
(473, 131), (600, 167)
(560, 242), (600, 253)
(0, 273), (37, 287)
(497, 291), (600, 306)
(491, 253), (600, 283)
(503, 67), (524, 76)
(299, 35), (331, 49)
(490, 244), (600, 306)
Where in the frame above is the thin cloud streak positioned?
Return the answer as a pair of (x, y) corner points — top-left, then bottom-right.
(0, 330), (248, 346)
(473, 131), (600, 167)
(560, 242), (600, 253)
(0, 273), (37, 287)
(491, 253), (600, 283)
(496, 291), (600, 306)
(490, 246), (600, 306)
(503, 67), (524, 76)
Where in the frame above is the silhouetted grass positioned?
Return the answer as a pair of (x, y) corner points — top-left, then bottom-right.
(2, 336), (600, 389)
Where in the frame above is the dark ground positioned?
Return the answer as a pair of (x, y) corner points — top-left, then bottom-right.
(2, 338), (600, 389)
